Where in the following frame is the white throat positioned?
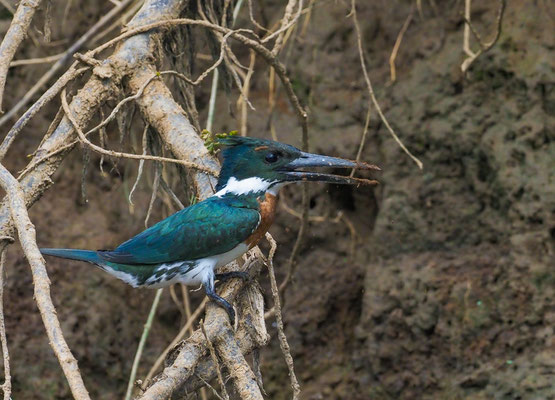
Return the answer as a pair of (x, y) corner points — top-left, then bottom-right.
(215, 177), (279, 197)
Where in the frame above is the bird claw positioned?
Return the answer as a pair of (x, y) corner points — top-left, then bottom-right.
(215, 271), (250, 285)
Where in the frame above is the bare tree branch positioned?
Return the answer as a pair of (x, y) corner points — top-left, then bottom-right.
(0, 0), (43, 112)
(0, 164), (90, 399)
(0, 66), (89, 162)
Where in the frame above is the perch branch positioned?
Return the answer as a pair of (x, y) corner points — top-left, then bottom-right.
(0, 164), (90, 399)
(212, 325), (263, 400)
(139, 257), (267, 399)
(164, 259), (269, 397)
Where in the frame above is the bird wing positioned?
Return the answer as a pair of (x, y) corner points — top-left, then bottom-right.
(97, 197), (260, 265)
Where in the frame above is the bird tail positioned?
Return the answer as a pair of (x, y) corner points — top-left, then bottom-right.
(40, 248), (100, 264)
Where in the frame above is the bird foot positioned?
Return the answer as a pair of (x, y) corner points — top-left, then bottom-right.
(205, 285), (237, 327)
(215, 271), (250, 284)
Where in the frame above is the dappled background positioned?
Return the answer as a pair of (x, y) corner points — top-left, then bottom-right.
(0, 0), (553, 399)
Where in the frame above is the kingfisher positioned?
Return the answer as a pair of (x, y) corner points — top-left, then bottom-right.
(41, 136), (379, 325)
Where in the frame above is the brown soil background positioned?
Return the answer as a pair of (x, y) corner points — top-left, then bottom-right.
(0, 0), (553, 399)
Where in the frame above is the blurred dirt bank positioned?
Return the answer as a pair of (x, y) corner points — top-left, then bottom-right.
(0, 0), (553, 399)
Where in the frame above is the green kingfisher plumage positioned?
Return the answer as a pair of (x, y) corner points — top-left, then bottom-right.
(41, 136), (379, 324)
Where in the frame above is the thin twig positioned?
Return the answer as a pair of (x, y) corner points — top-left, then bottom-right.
(247, 0), (269, 32)
(0, 65), (89, 162)
(60, 87), (219, 176)
(90, 0), (144, 45)
(270, 0), (299, 54)
(194, 373), (225, 400)
(125, 288), (163, 400)
(265, 233), (301, 399)
(267, 0), (303, 52)
(351, 0), (423, 169)
(141, 298), (208, 388)
(128, 124), (149, 206)
(278, 186), (308, 295)
(0, 0), (15, 14)
(181, 285), (193, 330)
(44, 0), (52, 43)
(350, 105), (371, 178)
(9, 52), (65, 67)
(0, 250), (11, 400)
(416, 0), (424, 19)
(169, 285), (185, 318)
(62, 0), (73, 33)
(98, 108), (107, 174)
(83, 18), (308, 130)
(389, 6), (414, 83)
(206, 0), (243, 132)
(461, 0), (506, 73)
(239, 50), (257, 136)
(0, 164), (90, 399)
(206, 69), (219, 132)
(252, 348), (266, 395)
(463, 0), (476, 57)
(159, 179), (185, 210)
(144, 162), (161, 228)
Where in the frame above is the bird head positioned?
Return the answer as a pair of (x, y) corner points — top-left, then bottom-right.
(215, 136), (380, 195)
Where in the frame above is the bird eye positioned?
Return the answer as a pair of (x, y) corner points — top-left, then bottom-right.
(265, 151), (280, 163)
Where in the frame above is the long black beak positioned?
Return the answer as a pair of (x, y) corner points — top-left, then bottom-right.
(281, 152), (380, 185)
